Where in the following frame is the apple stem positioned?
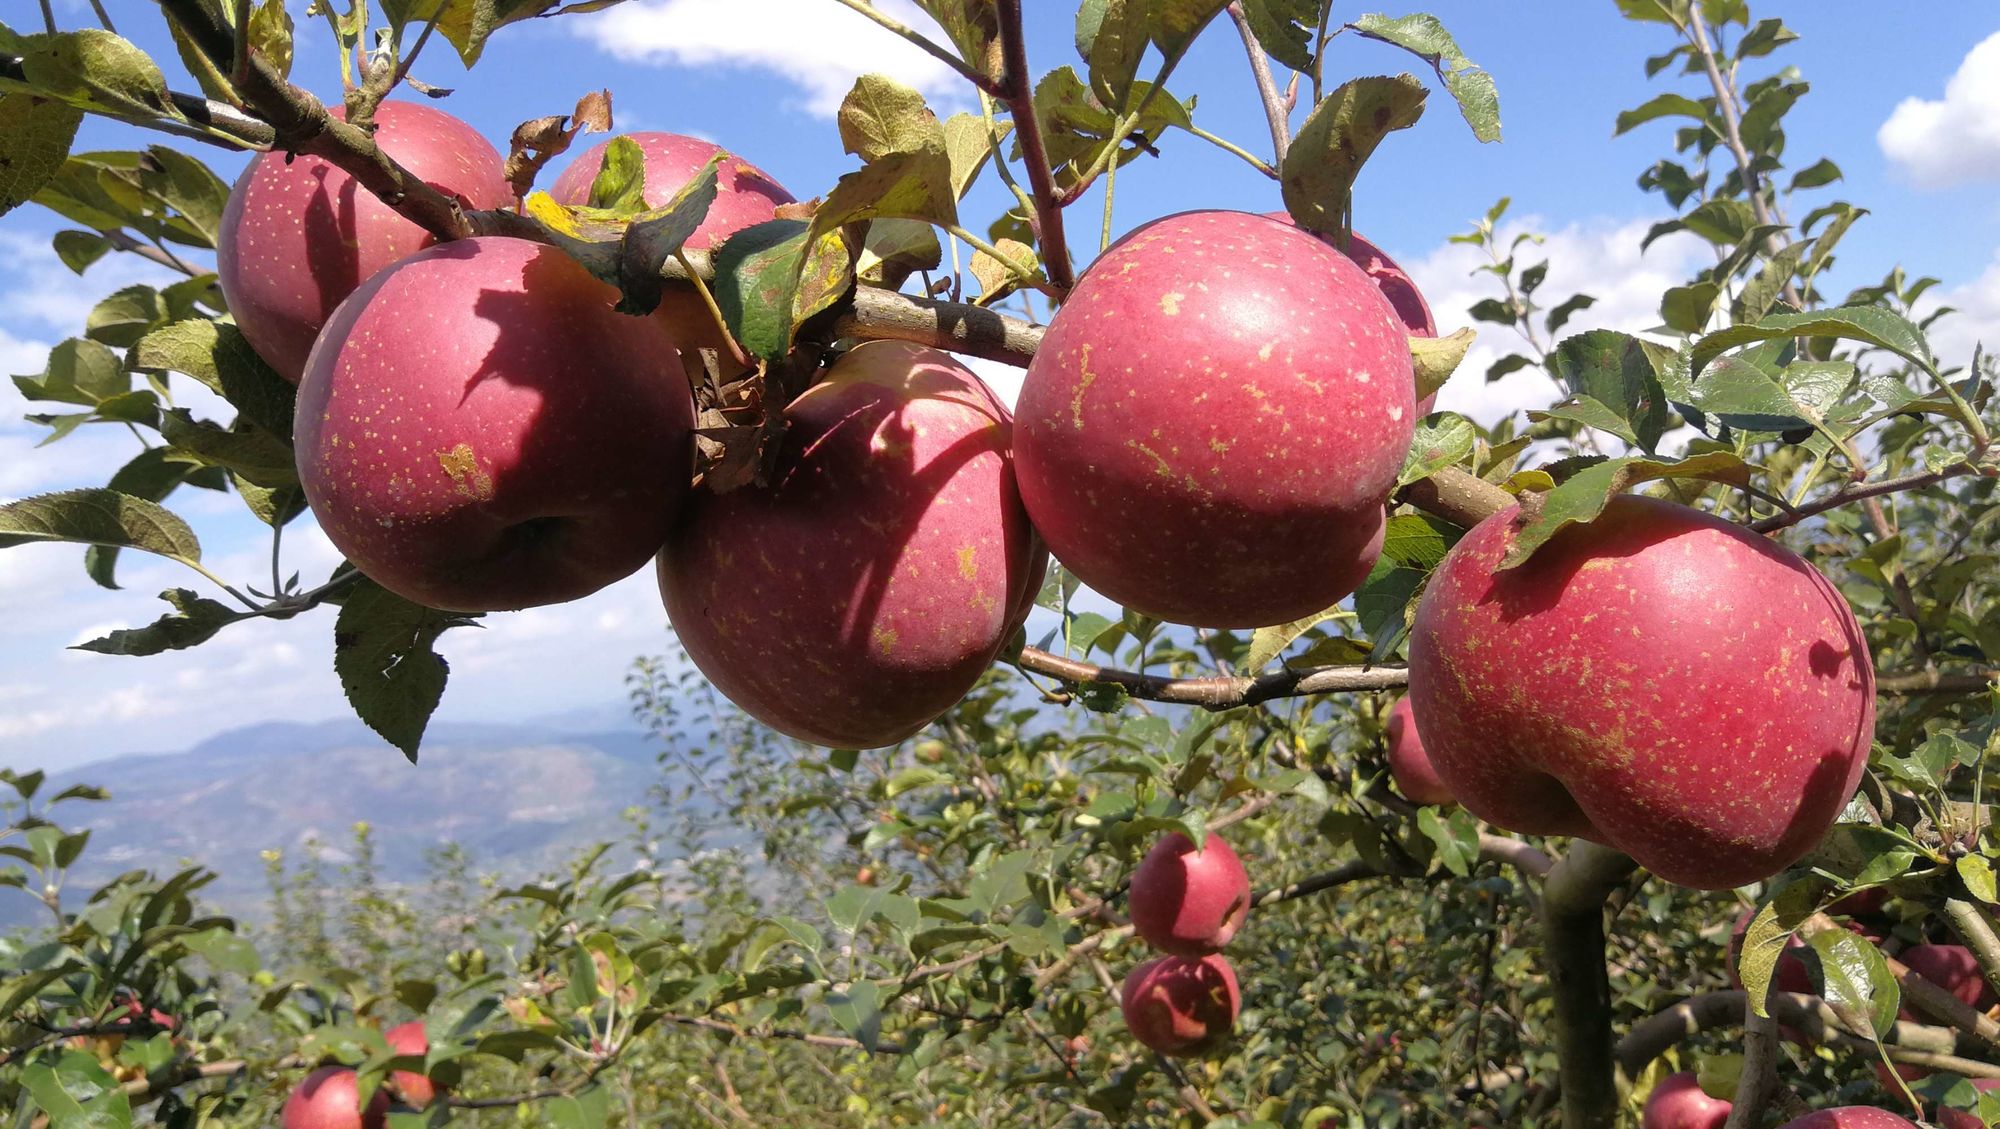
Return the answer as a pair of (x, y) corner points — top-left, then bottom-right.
(1538, 841), (1637, 1129)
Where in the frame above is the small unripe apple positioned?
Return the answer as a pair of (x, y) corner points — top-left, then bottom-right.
(282, 1066), (388, 1129)
(297, 235), (694, 612)
(1408, 496), (1875, 889)
(1128, 831), (1251, 957)
(383, 1021), (435, 1110)
(1383, 696), (1453, 806)
(1776, 1109), (1917, 1128)
(550, 132), (794, 354)
(1014, 209), (1412, 628)
(660, 341), (1043, 748)
(218, 101), (511, 383)
(1642, 1072), (1731, 1129)
(1119, 953), (1240, 1058)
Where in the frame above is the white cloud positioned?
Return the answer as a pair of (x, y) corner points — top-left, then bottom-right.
(568, 0), (967, 118)
(1404, 215), (1711, 427)
(1920, 250), (2000, 368)
(1878, 31), (2000, 189)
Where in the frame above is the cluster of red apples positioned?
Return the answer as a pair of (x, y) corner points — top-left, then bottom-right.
(1119, 831), (1253, 1057)
(280, 1021), (432, 1129)
(235, 100), (1875, 881)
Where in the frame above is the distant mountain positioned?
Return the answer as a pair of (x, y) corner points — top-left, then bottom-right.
(6, 710), (706, 929)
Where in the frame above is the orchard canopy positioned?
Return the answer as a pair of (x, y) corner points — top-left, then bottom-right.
(2, 2), (2000, 1128)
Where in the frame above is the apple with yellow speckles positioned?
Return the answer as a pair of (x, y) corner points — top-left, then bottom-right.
(218, 100), (511, 384)
(1642, 1072), (1731, 1129)
(1128, 830), (1251, 957)
(1265, 216), (1439, 411)
(1119, 953), (1240, 1057)
(550, 132), (794, 355)
(1013, 210), (1413, 628)
(658, 340), (1044, 748)
(296, 235), (694, 613)
(1407, 495), (1875, 889)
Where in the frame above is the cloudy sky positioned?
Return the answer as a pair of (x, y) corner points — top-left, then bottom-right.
(5, 3), (1999, 771)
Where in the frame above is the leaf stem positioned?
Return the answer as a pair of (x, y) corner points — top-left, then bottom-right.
(1179, 121), (1277, 177)
(673, 250), (755, 371)
(830, 0), (1002, 96)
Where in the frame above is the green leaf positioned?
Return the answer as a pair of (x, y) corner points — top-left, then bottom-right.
(1787, 157), (1841, 191)
(73, 588), (247, 657)
(1398, 412), (1476, 487)
(827, 981), (881, 1051)
(1351, 13), (1499, 142)
(1411, 327), (1474, 401)
(158, 409), (298, 488)
(838, 73), (946, 162)
(1548, 330), (1671, 452)
(0, 489), (203, 570)
(21, 1054), (132, 1128)
(712, 219), (854, 362)
(1281, 75), (1427, 236)
(1151, 0), (1230, 61)
(332, 580), (475, 762)
(1688, 355), (1856, 436)
(424, 0), (575, 67)
(1379, 513), (1462, 570)
(1660, 281), (1720, 334)
(50, 228), (111, 273)
(1499, 452), (1751, 568)
(1245, 606), (1347, 672)
(1078, 0), (1149, 106)
(584, 136), (647, 213)
(1691, 306), (1934, 376)
(943, 111), (1006, 200)
(1355, 557), (1424, 662)
(0, 93), (83, 218)
(1739, 884), (1818, 1016)
(14, 336), (129, 408)
(1957, 855), (1997, 905)
(13, 28), (181, 124)
(1811, 929), (1899, 1038)
(1614, 92), (1709, 135)
(1238, 0), (1315, 72)
(248, 0), (295, 80)
(129, 318), (297, 442)
(1417, 806), (1480, 877)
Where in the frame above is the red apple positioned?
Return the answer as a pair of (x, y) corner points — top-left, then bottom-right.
(1901, 944), (1997, 1011)
(1384, 696), (1453, 806)
(1939, 1078), (2000, 1129)
(1828, 888), (1890, 921)
(550, 132), (795, 354)
(1643, 1072), (1732, 1129)
(1407, 495), (1875, 889)
(1266, 216), (1438, 411)
(297, 235), (694, 612)
(1128, 831), (1251, 957)
(384, 1021), (435, 1110)
(1777, 1110), (1917, 1128)
(1014, 210), (1413, 628)
(1119, 953), (1240, 1057)
(282, 1066), (388, 1129)
(218, 100), (511, 383)
(659, 340), (1042, 748)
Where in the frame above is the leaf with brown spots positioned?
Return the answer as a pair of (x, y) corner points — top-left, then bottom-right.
(502, 89), (614, 200)
(1281, 74), (1427, 238)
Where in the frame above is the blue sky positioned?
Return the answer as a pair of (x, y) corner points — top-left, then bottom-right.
(4, 2), (1998, 770)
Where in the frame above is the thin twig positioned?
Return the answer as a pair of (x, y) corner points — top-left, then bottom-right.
(993, 0), (1076, 294)
(1227, 2), (1291, 165)
(1750, 463), (1978, 532)
(831, 0), (1002, 96)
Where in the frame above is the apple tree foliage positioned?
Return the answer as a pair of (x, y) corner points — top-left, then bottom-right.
(0, 2), (1998, 1127)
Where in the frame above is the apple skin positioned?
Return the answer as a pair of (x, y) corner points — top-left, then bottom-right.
(1264, 216), (1437, 412)
(1776, 1110), (1917, 1129)
(1938, 1078), (2000, 1129)
(218, 101), (511, 384)
(1013, 210), (1414, 629)
(1642, 1072), (1732, 1129)
(1407, 495), (1875, 890)
(659, 340), (1043, 748)
(282, 1066), (388, 1129)
(1128, 832), (1252, 957)
(1901, 944), (1998, 1011)
(1119, 954), (1240, 1058)
(1384, 696), (1453, 806)
(384, 1021), (435, 1110)
(297, 236), (694, 613)
(550, 132), (795, 354)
